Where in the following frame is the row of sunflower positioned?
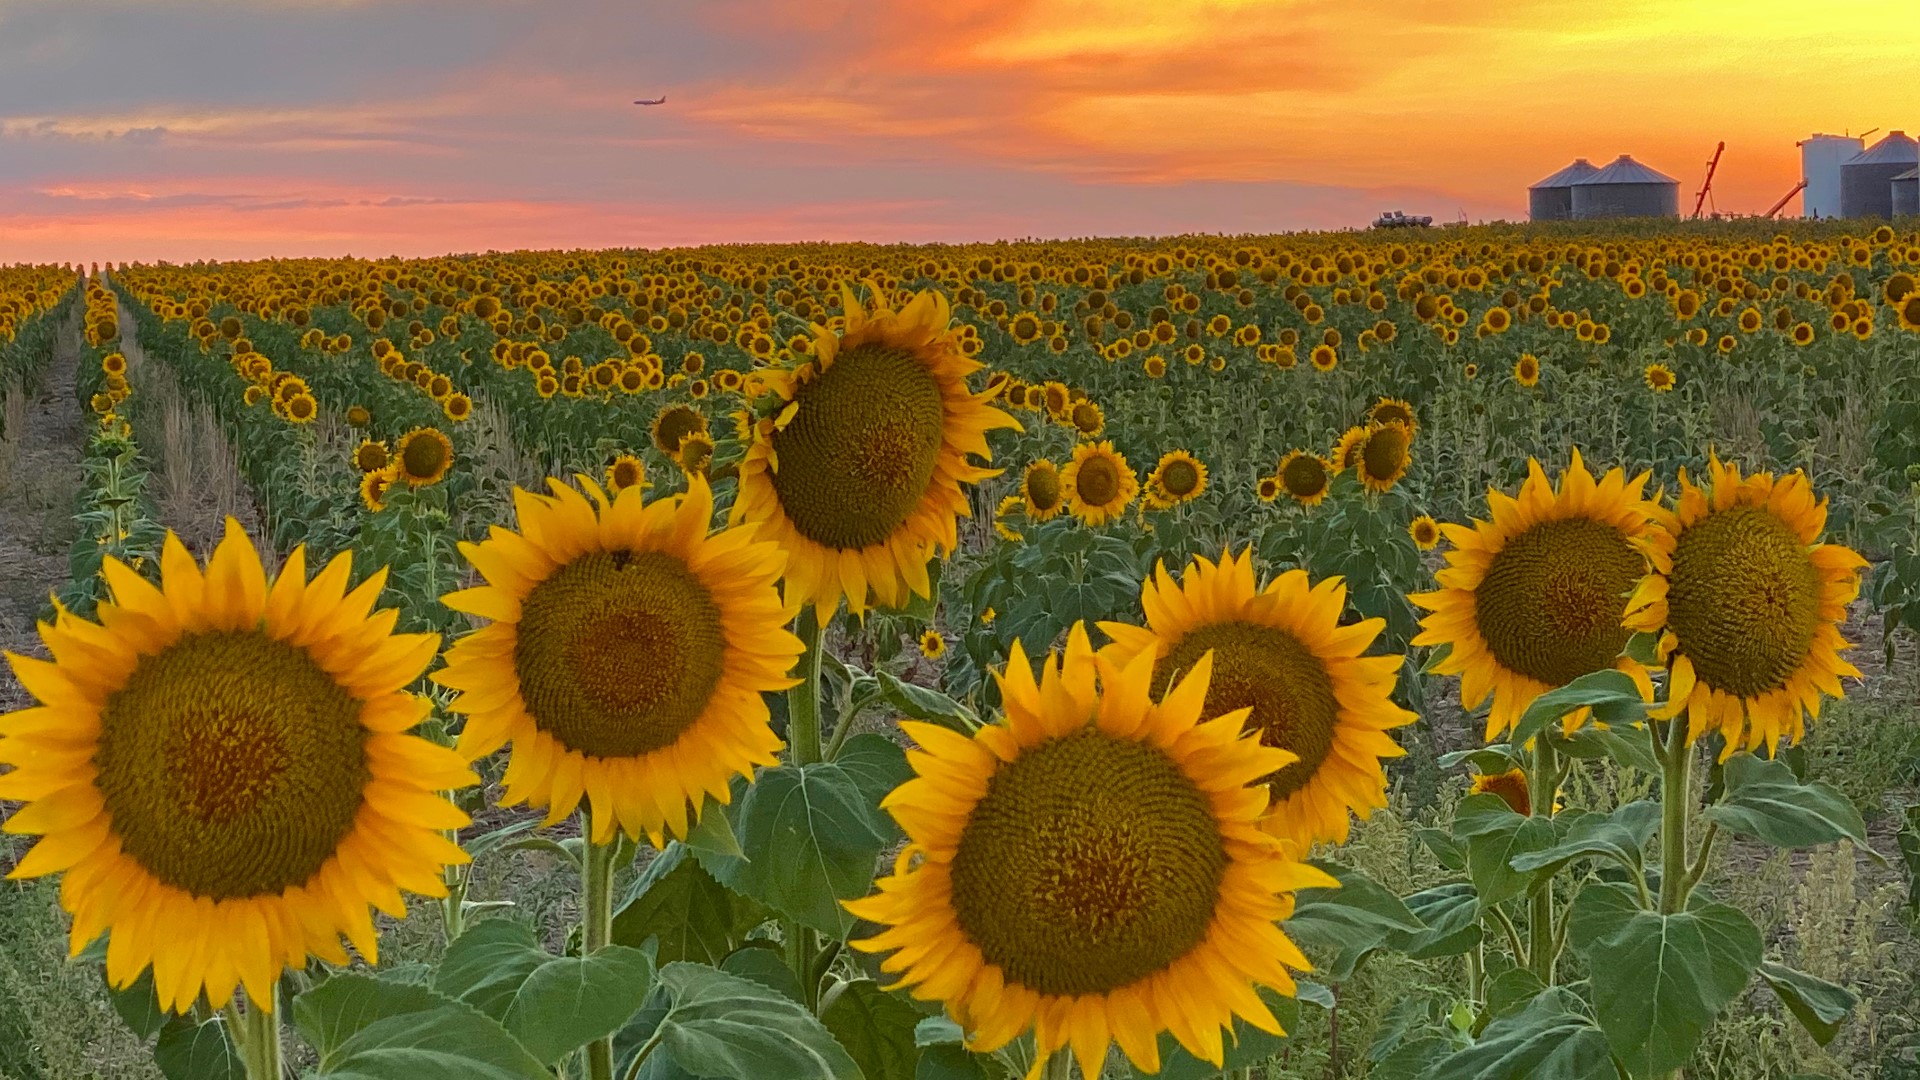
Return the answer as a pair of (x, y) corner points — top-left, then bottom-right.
(2, 276), (1886, 1080)
(52, 286), (168, 619)
(0, 266), (80, 420)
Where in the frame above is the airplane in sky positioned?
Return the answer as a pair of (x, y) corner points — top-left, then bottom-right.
(633, 96), (666, 106)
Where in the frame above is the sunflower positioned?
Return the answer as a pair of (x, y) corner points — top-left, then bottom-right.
(1411, 450), (1660, 740)
(0, 522), (474, 1012)
(1409, 515), (1441, 550)
(360, 467), (395, 512)
(732, 286), (1018, 620)
(1331, 426), (1368, 472)
(437, 476), (803, 844)
(1368, 397), (1419, 438)
(1068, 400), (1105, 438)
(1040, 381), (1071, 420)
(650, 404), (708, 457)
(1143, 355), (1168, 379)
(393, 427), (454, 487)
(353, 439), (389, 474)
(1277, 450), (1331, 507)
(1470, 768), (1531, 815)
(918, 629), (946, 660)
(845, 626), (1328, 1079)
(1643, 363), (1676, 393)
(1355, 422), (1412, 493)
(1622, 457), (1866, 757)
(991, 495), (1025, 542)
(1256, 475), (1283, 502)
(1514, 354), (1541, 387)
(1309, 344), (1338, 372)
(676, 432), (715, 477)
(443, 392), (474, 423)
(1098, 550), (1413, 852)
(604, 453), (647, 494)
(1063, 441), (1137, 526)
(1145, 450), (1208, 508)
(282, 393), (318, 424)
(1021, 460), (1064, 522)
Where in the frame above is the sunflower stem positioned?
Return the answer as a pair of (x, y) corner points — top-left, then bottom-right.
(1041, 1050), (1074, 1080)
(788, 607), (826, 766)
(1526, 737), (1557, 984)
(583, 832), (618, 1080)
(1657, 721), (1692, 914)
(230, 986), (284, 1080)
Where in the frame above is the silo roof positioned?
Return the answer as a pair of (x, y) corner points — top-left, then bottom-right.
(1844, 131), (1919, 165)
(1529, 159), (1600, 189)
(1895, 168), (1919, 181)
(1578, 155), (1679, 185)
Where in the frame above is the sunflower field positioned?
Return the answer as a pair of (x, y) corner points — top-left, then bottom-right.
(4, 220), (1920, 1080)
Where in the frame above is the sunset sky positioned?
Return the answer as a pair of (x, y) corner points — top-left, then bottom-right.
(3, 0), (1917, 264)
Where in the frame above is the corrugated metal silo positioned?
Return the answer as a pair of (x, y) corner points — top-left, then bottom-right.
(1528, 159), (1599, 222)
(1892, 168), (1918, 218)
(1799, 134), (1863, 218)
(1569, 155), (1681, 220)
(1840, 131), (1919, 219)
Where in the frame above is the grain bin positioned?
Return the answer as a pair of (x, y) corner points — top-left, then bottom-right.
(1570, 155), (1680, 220)
(1799, 134), (1863, 218)
(1892, 168), (1918, 217)
(1839, 131), (1919, 219)
(1528, 159), (1599, 222)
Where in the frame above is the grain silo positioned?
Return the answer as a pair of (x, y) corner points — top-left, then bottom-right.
(1839, 131), (1919, 219)
(1891, 168), (1918, 217)
(1570, 155), (1680, 220)
(1799, 133), (1863, 218)
(1528, 159), (1599, 222)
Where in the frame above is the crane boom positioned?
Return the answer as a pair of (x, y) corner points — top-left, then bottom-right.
(1764, 179), (1809, 219)
(1692, 141), (1725, 219)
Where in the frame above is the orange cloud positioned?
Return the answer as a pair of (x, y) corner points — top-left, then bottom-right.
(684, 0), (1920, 214)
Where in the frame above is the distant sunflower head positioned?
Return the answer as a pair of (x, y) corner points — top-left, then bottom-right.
(1623, 457), (1867, 758)
(1256, 474), (1283, 502)
(1063, 440), (1138, 526)
(1412, 450), (1660, 740)
(1409, 514), (1441, 550)
(345, 405), (371, 428)
(1277, 450), (1332, 507)
(1068, 399), (1105, 438)
(918, 628), (946, 659)
(1355, 421), (1412, 493)
(1021, 459), (1064, 521)
(731, 285), (1019, 620)
(1309, 344), (1338, 371)
(438, 477), (804, 844)
(1099, 551), (1415, 852)
(1146, 450), (1208, 508)
(394, 426), (454, 487)
(282, 392), (318, 424)
(846, 626), (1329, 1079)
(1643, 363), (1676, 393)
(353, 438), (389, 474)
(604, 453), (647, 494)
(443, 392), (473, 422)
(650, 404), (708, 457)
(1514, 353), (1541, 387)
(676, 432), (715, 477)
(1368, 397), (1419, 437)
(1332, 425), (1369, 472)
(359, 466), (395, 511)
(0, 522), (474, 1012)
(1470, 768), (1531, 815)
